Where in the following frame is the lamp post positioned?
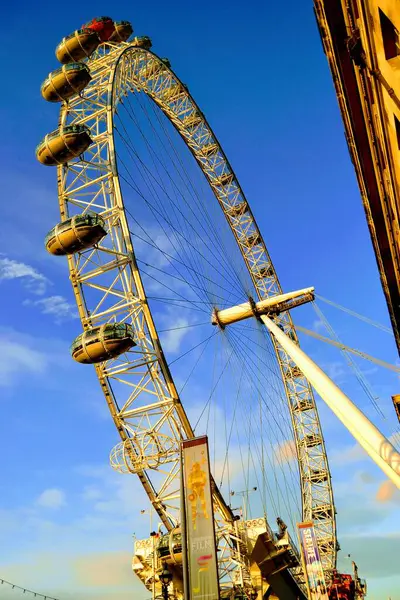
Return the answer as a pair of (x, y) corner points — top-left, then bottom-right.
(160, 566), (172, 600)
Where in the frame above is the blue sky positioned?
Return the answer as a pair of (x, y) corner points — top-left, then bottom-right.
(1, 1), (400, 600)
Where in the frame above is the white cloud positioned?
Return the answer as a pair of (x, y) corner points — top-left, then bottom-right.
(330, 441), (367, 467)
(0, 336), (47, 387)
(312, 319), (325, 333)
(0, 256), (49, 295)
(321, 360), (347, 383)
(159, 316), (190, 353)
(82, 486), (103, 502)
(24, 295), (78, 322)
(376, 480), (400, 505)
(36, 489), (66, 510)
(274, 439), (297, 465)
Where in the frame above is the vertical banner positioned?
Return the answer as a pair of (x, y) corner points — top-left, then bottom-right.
(298, 521), (329, 600)
(182, 436), (219, 600)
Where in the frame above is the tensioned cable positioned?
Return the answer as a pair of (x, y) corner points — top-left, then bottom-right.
(221, 328), (300, 520)
(117, 157), (244, 307)
(226, 329), (301, 511)
(312, 301), (385, 419)
(114, 117), (246, 300)
(119, 93), (246, 297)
(116, 141), (213, 307)
(137, 90), (250, 299)
(315, 294), (393, 334)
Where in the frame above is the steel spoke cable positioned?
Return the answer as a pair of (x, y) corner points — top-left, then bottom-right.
(315, 294), (393, 333)
(115, 129), (211, 305)
(312, 302), (386, 419)
(115, 133), (212, 306)
(225, 328), (301, 511)
(131, 92), (247, 295)
(137, 257), (243, 307)
(114, 118), (246, 298)
(168, 330), (218, 366)
(132, 229), (245, 304)
(227, 327), (298, 444)
(178, 329), (215, 395)
(114, 121), (222, 300)
(193, 343), (235, 431)
(158, 321), (209, 333)
(121, 91), (245, 293)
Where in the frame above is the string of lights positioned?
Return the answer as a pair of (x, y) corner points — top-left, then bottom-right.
(0, 578), (61, 600)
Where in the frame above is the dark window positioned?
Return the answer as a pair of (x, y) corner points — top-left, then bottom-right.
(379, 9), (400, 59)
(395, 115), (400, 150)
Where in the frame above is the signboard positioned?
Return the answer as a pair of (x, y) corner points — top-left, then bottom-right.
(298, 521), (329, 600)
(182, 436), (219, 600)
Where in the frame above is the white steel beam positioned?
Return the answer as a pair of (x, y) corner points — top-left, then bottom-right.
(261, 315), (400, 488)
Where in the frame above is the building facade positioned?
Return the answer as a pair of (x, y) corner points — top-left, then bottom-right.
(314, 0), (400, 354)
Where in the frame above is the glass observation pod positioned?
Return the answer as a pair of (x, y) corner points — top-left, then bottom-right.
(56, 29), (100, 64)
(36, 125), (92, 166)
(41, 63), (91, 103)
(45, 213), (106, 256)
(83, 16), (115, 42)
(70, 323), (136, 364)
(109, 21), (133, 42)
(157, 528), (182, 565)
(130, 36), (152, 49)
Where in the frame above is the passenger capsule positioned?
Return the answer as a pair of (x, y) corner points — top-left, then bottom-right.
(56, 29), (100, 64)
(109, 20), (133, 42)
(131, 36), (152, 49)
(41, 63), (91, 103)
(36, 125), (92, 166)
(83, 16), (115, 41)
(157, 528), (182, 564)
(45, 213), (106, 256)
(71, 323), (136, 364)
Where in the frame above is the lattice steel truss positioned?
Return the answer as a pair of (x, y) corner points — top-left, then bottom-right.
(55, 40), (337, 579)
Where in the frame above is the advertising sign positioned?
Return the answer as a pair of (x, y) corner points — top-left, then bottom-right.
(182, 436), (219, 600)
(298, 521), (329, 600)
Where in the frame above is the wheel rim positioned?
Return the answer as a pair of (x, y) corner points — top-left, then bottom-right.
(54, 39), (337, 581)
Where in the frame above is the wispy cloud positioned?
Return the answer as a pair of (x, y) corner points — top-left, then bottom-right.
(274, 439), (297, 465)
(24, 295), (78, 322)
(0, 335), (47, 387)
(312, 319), (325, 333)
(0, 256), (49, 295)
(159, 316), (190, 353)
(376, 480), (400, 505)
(72, 551), (135, 587)
(36, 489), (66, 510)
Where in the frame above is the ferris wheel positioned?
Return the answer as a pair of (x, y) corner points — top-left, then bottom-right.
(37, 16), (337, 596)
